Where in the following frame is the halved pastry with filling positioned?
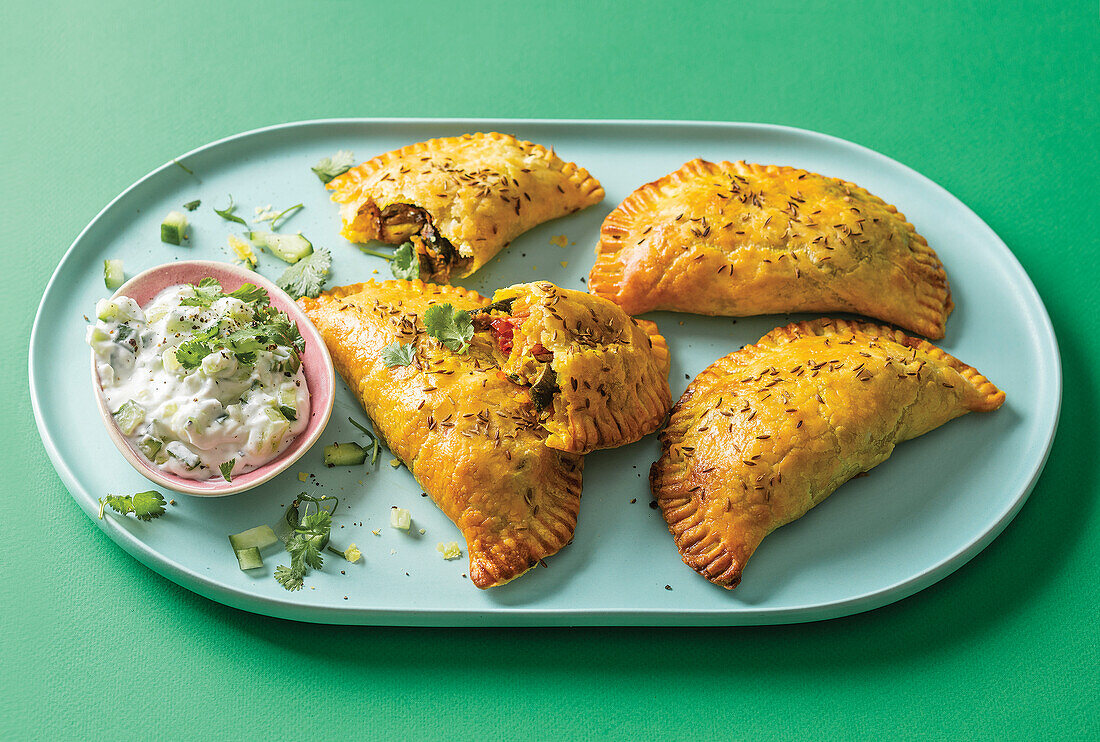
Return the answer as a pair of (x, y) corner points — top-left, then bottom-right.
(328, 132), (605, 282)
(473, 281), (672, 453)
(650, 318), (1004, 589)
(299, 280), (584, 588)
(590, 160), (952, 338)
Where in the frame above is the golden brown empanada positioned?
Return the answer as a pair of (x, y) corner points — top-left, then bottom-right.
(475, 281), (672, 453)
(590, 160), (952, 338)
(650, 318), (1004, 589)
(299, 280), (584, 588)
(328, 132), (604, 282)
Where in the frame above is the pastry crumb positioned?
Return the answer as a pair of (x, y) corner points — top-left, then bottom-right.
(550, 234), (569, 247)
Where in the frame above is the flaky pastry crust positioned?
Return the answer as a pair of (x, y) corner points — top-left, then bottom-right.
(489, 281), (672, 453)
(328, 132), (604, 282)
(299, 280), (584, 588)
(590, 160), (952, 338)
(650, 318), (1004, 589)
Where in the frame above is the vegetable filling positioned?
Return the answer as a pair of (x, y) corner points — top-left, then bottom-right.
(470, 301), (560, 413)
(378, 203), (469, 279)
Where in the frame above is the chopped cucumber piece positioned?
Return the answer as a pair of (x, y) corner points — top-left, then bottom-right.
(113, 400), (145, 435)
(390, 506), (411, 531)
(228, 525), (278, 551)
(103, 259), (124, 290)
(249, 231), (313, 264)
(279, 405), (297, 421)
(165, 440), (200, 469)
(162, 347), (182, 373)
(137, 436), (162, 461)
(161, 210), (188, 245)
(234, 546), (264, 570)
(96, 299), (121, 322)
(258, 406), (291, 452)
(324, 442), (367, 467)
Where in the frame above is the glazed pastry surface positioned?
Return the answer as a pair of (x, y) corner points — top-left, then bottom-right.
(650, 318), (1004, 589)
(590, 160), (952, 338)
(299, 280), (584, 588)
(328, 132), (604, 282)
(485, 281), (673, 453)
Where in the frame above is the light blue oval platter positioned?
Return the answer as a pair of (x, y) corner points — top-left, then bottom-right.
(29, 119), (1061, 625)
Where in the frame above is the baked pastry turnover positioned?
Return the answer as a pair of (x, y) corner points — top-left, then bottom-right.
(328, 132), (604, 282)
(590, 160), (952, 338)
(479, 281), (672, 453)
(300, 280), (584, 588)
(650, 318), (1004, 589)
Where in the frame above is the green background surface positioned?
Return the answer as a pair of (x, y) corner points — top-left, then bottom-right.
(4, 1), (1097, 739)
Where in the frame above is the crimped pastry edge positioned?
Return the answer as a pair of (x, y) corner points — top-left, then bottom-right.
(590, 159), (953, 337)
(650, 317), (1004, 589)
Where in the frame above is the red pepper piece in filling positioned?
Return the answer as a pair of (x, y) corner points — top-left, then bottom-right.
(490, 318), (518, 353)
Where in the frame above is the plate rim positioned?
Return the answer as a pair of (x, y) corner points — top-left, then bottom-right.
(29, 117), (1063, 625)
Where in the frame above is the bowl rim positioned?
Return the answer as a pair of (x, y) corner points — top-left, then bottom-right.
(88, 259), (336, 496)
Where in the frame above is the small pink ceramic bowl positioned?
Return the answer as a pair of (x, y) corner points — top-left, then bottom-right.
(90, 260), (336, 496)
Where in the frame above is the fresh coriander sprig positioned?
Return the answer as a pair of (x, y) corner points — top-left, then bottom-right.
(358, 242), (421, 281)
(423, 303), (473, 353)
(277, 248), (331, 299)
(381, 342), (416, 368)
(311, 150), (355, 184)
(391, 242), (420, 280)
(275, 494), (339, 591)
(219, 459), (235, 482)
(98, 491), (167, 522)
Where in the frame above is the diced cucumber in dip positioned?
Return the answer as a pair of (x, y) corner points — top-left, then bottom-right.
(86, 278), (310, 480)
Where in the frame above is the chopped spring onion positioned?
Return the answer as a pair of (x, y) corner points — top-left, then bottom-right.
(103, 259), (125, 290)
(161, 211), (188, 245)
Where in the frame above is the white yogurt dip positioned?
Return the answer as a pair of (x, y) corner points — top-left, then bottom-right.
(87, 279), (310, 480)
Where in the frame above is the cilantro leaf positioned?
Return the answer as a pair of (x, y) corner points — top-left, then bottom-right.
(274, 565), (304, 591)
(174, 340), (211, 369)
(227, 283), (269, 304)
(391, 242), (420, 280)
(381, 342), (416, 368)
(179, 277), (225, 307)
(311, 150), (355, 184)
(174, 338), (212, 369)
(99, 491), (166, 521)
(219, 459), (235, 482)
(101, 495), (134, 517)
(183, 199), (201, 211)
(423, 303), (474, 353)
(131, 491), (167, 521)
(214, 195), (248, 226)
(277, 248), (331, 299)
